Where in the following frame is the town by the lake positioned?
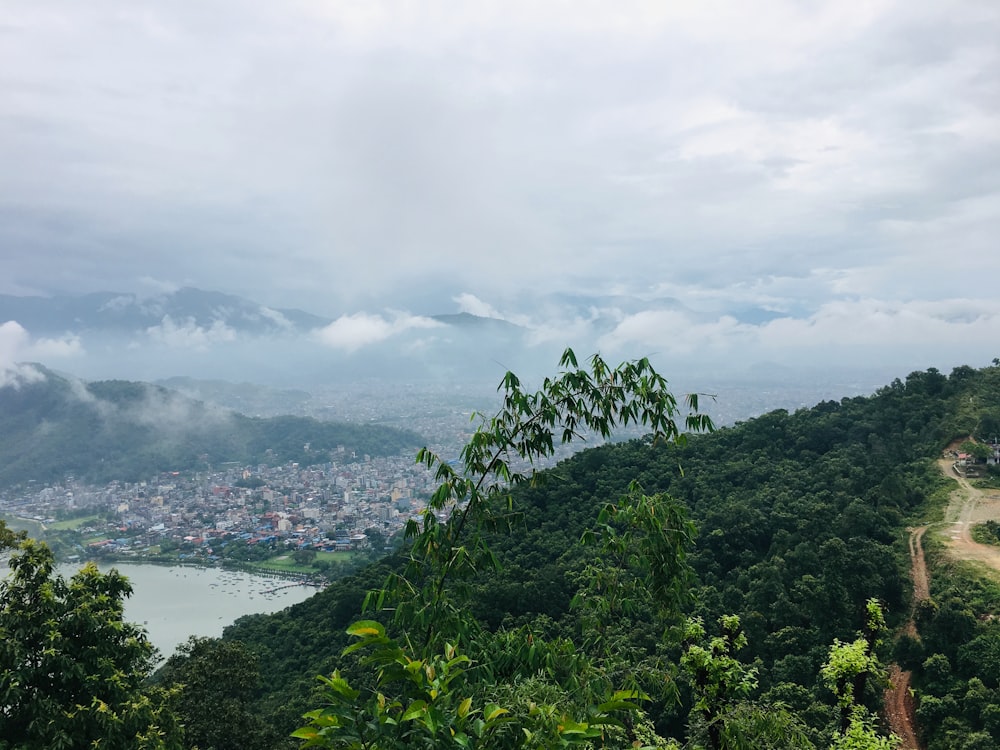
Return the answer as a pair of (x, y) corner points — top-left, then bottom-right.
(1, 449), (445, 580)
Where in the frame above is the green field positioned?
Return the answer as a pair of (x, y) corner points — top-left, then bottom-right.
(47, 515), (101, 531)
(315, 550), (355, 562)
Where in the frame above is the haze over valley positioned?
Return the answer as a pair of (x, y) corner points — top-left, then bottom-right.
(3, 3), (1000, 749)
(0, 285), (907, 426)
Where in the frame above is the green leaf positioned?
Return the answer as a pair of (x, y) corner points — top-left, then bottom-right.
(346, 620), (385, 638)
(317, 672), (360, 701)
(483, 704), (509, 722)
(457, 697), (473, 718)
(401, 700), (428, 721)
(557, 717), (591, 734)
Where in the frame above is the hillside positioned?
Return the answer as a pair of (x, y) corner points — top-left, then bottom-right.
(0, 365), (422, 488)
(158, 362), (1000, 748)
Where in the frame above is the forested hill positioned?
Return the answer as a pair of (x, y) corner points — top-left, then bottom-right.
(0, 365), (422, 488)
(189, 362), (1000, 748)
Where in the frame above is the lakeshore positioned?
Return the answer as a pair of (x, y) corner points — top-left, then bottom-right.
(55, 561), (322, 660)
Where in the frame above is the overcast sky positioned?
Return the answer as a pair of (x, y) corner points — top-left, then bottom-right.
(2, 0), (999, 376)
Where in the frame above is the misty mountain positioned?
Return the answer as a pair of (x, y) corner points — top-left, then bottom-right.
(0, 287), (332, 336)
(0, 365), (422, 489)
(0, 286), (858, 389)
(155, 377), (313, 417)
(0, 287), (556, 385)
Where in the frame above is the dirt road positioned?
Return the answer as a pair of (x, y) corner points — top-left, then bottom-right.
(909, 526), (929, 610)
(885, 664), (919, 750)
(937, 458), (1000, 574)
(883, 525), (927, 750)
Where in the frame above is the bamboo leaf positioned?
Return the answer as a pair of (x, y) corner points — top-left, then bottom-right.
(346, 620), (385, 638)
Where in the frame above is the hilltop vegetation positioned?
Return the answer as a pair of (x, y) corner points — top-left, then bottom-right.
(5, 355), (1000, 748)
(0, 366), (422, 488)
(185, 360), (999, 749)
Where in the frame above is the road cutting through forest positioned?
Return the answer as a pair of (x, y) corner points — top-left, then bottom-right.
(884, 455), (1000, 749)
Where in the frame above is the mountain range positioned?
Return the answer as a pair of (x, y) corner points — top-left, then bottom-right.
(0, 287), (546, 386)
(0, 288), (332, 337)
(0, 287), (907, 403)
(0, 288), (537, 339)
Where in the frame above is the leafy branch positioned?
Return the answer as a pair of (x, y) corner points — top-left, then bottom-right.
(298, 349), (714, 748)
(370, 348), (713, 653)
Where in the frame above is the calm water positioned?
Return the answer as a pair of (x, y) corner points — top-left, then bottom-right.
(55, 562), (320, 659)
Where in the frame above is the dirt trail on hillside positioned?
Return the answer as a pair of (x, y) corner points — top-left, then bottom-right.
(885, 664), (919, 750)
(883, 525), (928, 750)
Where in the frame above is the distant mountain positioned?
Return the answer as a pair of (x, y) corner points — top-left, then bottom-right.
(1, 287), (814, 387)
(0, 288), (536, 340)
(0, 365), (422, 488)
(0, 287), (332, 336)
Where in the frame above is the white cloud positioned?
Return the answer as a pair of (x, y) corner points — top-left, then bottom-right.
(599, 310), (752, 357)
(313, 312), (443, 352)
(0, 362), (46, 389)
(0, 320), (83, 386)
(756, 298), (1000, 353)
(29, 333), (85, 359)
(257, 307), (294, 329)
(454, 293), (503, 319)
(0, 319), (45, 388)
(2, 319), (33, 358)
(597, 297), (1000, 370)
(98, 294), (137, 312)
(145, 315), (237, 350)
(0, 0), (998, 375)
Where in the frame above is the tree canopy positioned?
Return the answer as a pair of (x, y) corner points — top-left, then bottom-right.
(0, 525), (182, 749)
(7, 359), (1000, 748)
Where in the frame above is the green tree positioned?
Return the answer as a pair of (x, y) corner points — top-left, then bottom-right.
(0, 536), (182, 749)
(820, 600), (898, 750)
(294, 548), (318, 567)
(155, 637), (276, 750)
(680, 615), (815, 749)
(295, 349), (713, 748)
(960, 440), (992, 461)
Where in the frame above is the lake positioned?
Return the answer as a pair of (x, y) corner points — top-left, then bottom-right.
(55, 562), (321, 660)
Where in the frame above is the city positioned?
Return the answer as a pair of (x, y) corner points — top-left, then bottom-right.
(1, 449), (446, 578)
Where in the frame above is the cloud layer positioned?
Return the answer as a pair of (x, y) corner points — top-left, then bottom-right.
(1, 0), (998, 375)
(0, 321), (82, 386)
(313, 312), (443, 352)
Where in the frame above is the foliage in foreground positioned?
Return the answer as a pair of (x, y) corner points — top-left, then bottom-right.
(11, 357), (1000, 748)
(295, 349), (711, 748)
(0, 526), (182, 750)
(292, 349), (900, 749)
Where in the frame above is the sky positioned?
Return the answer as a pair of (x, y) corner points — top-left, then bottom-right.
(2, 0), (999, 379)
